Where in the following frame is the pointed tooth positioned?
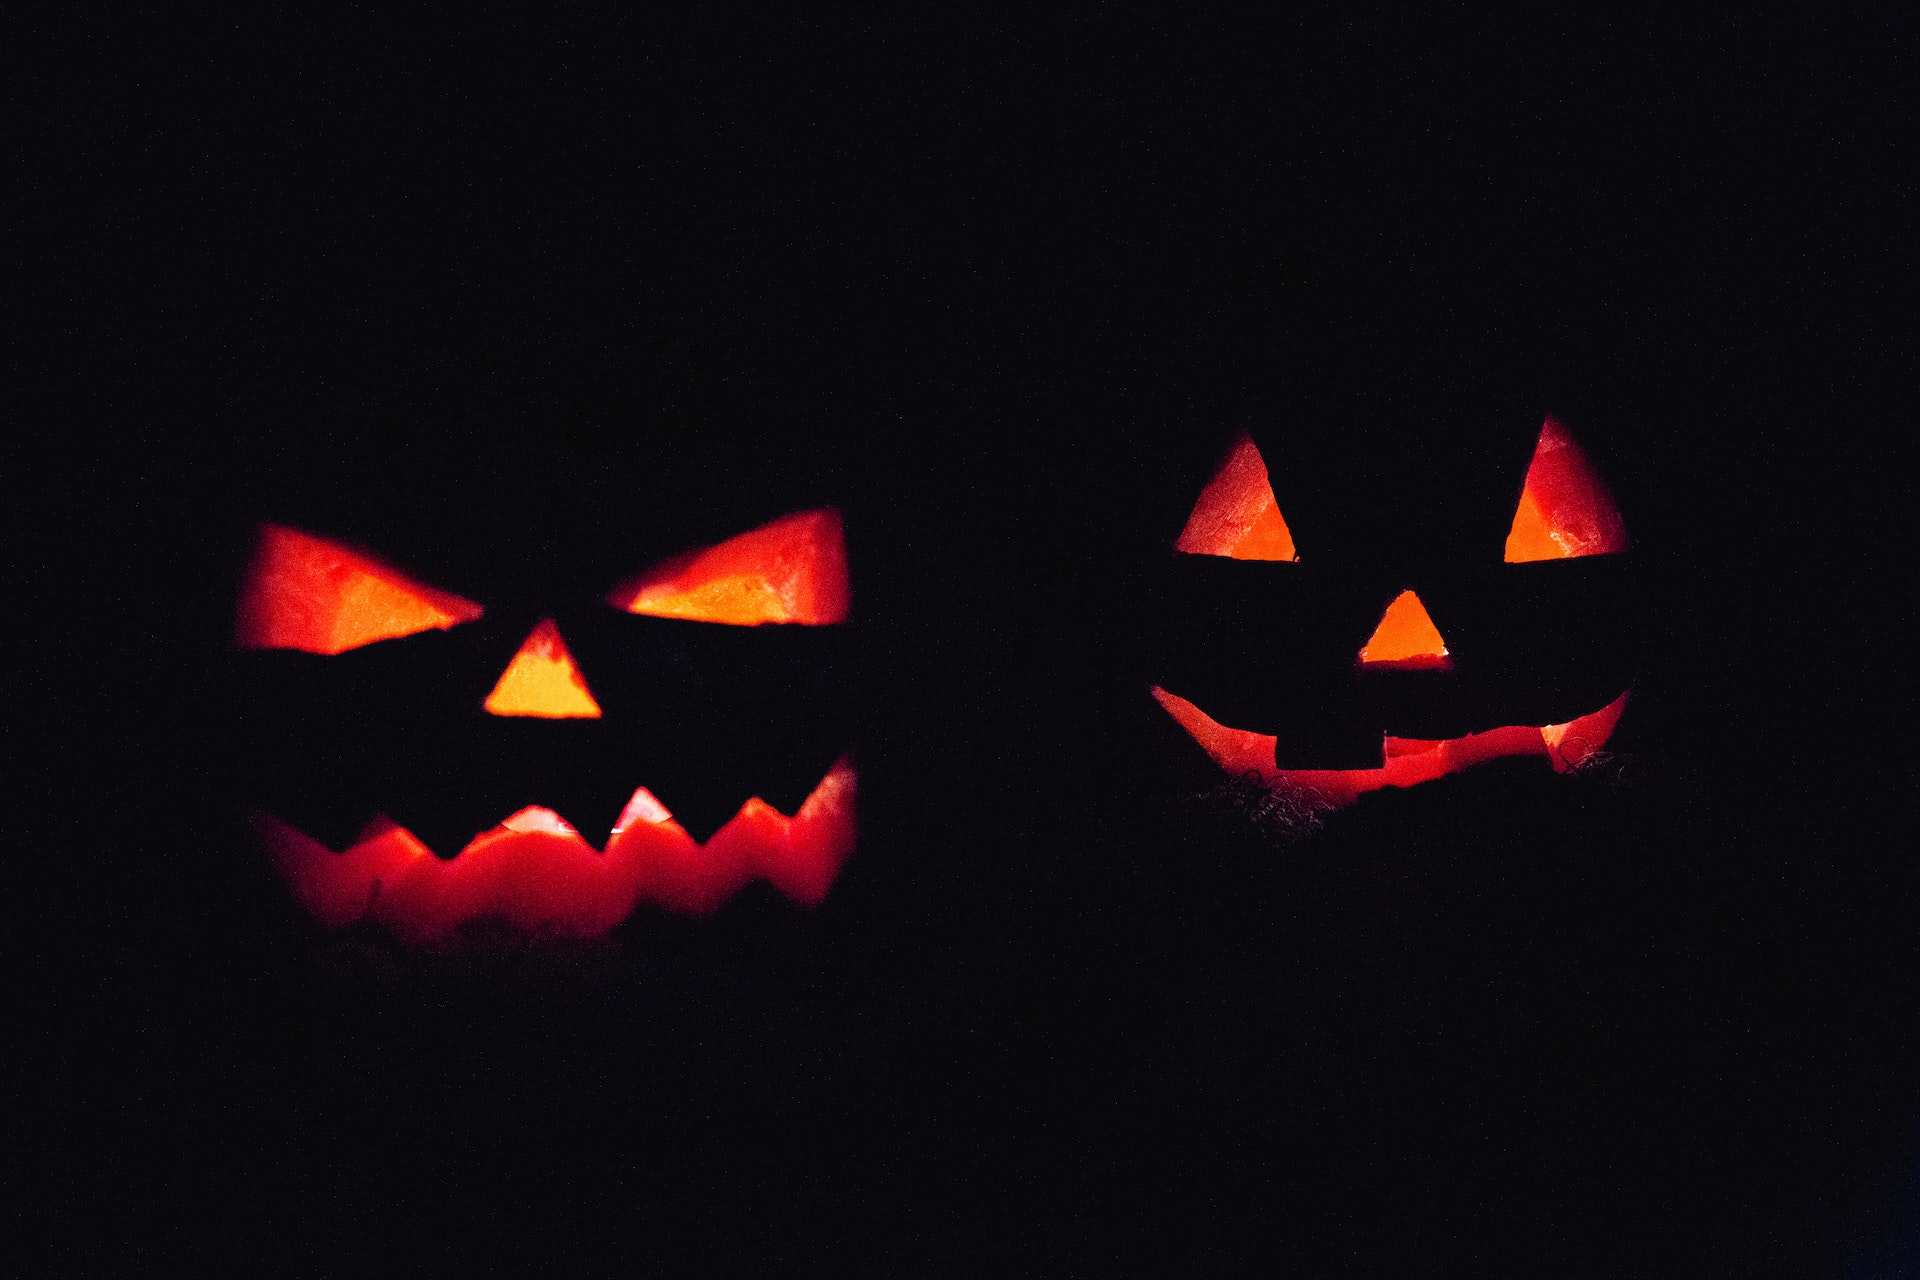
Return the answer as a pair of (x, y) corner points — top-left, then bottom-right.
(498, 806), (578, 836)
(381, 803), (489, 862)
(352, 814), (404, 846)
(611, 788), (674, 836)
(278, 801), (379, 857)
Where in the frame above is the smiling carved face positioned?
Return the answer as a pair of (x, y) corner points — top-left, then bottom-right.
(1152, 414), (1636, 807)
(235, 504), (855, 946)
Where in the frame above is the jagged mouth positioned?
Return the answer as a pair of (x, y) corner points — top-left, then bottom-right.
(1151, 687), (1629, 808)
(248, 756), (856, 946)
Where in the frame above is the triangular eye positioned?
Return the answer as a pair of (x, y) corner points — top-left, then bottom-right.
(609, 507), (849, 626)
(1504, 416), (1629, 561)
(235, 523), (482, 654)
(1174, 429), (1298, 560)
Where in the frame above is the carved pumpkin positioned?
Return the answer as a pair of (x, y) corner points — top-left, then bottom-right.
(1152, 413), (1637, 808)
(234, 502), (855, 946)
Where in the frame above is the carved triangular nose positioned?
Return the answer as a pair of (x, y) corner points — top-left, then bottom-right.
(1358, 590), (1452, 670)
(483, 618), (603, 718)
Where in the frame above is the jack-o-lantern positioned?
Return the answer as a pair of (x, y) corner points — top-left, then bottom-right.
(234, 501), (855, 946)
(1151, 413), (1636, 808)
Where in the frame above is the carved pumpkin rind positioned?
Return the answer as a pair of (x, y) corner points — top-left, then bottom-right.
(1153, 685), (1628, 808)
(609, 507), (850, 626)
(237, 505), (857, 943)
(1157, 413), (1638, 806)
(253, 756), (857, 945)
(236, 524), (484, 655)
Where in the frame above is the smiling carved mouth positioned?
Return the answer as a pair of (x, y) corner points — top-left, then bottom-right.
(1151, 688), (1629, 808)
(248, 757), (856, 945)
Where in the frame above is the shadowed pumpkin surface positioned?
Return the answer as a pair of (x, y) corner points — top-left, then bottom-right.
(23, 12), (1910, 1277)
(226, 428), (861, 942)
(1150, 411), (1639, 807)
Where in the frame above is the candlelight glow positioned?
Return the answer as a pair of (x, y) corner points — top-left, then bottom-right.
(1174, 430), (1298, 561)
(1504, 416), (1629, 562)
(253, 757), (858, 943)
(235, 523), (482, 654)
(611, 507), (850, 626)
(1358, 590), (1451, 670)
(1152, 686), (1629, 808)
(483, 619), (603, 719)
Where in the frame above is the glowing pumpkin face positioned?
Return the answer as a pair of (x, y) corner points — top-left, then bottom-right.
(1152, 414), (1637, 808)
(234, 502), (855, 946)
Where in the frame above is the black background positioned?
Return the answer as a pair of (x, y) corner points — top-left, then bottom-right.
(16, 13), (1915, 1273)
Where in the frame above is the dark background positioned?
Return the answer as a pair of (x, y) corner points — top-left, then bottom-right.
(16, 13), (1915, 1273)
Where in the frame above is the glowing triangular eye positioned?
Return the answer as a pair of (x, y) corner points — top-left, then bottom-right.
(1359, 590), (1452, 670)
(483, 619), (603, 719)
(609, 507), (850, 626)
(235, 523), (483, 654)
(1174, 430), (1298, 560)
(1504, 416), (1629, 561)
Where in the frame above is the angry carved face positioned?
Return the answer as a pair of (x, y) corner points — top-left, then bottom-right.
(1151, 412), (1637, 807)
(232, 469), (856, 947)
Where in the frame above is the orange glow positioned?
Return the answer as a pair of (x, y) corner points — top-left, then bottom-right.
(1542, 693), (1631, 770)
(610, 507), (850, 626)
(235, 523), (482, 654)
(1150, 686), (1629, 808)
(1358, 590), (1452, 669)
(483, 619), (602, 719)
(1504, 416), (1629, 562)
(1174, 430), (1297, 560)
(1150, 686), (1279, 778)
(250, 757), (858, 943)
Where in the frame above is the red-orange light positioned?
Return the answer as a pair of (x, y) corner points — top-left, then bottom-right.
(1174, 430), (1298, 560)
(1358, 590), (1452, 669)
(235, 523), (482, 654)
(610, 507), (850, 626)
(251, 757), (858, 943)
(1504, 416), (1629, 562)
(483, 619), (602, 719)
(1150, 686), (1630, 808)
(1150, 686), (1280, 779)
